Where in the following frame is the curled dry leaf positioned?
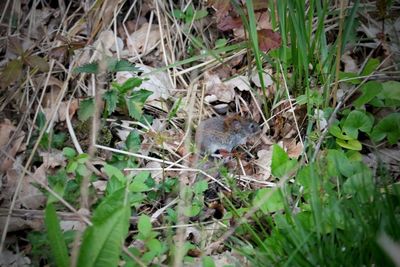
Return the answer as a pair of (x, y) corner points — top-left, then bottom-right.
(18, 164), (47, 209)
(0, 120), (25, 172)
(224, 75), (251, 91)
(39, 150), (66, 168)
(94, 30), (124, 56)
(204, 72), (235, 103)
(43, 99), (79, 123)
(251, 70), (273, 88)
(126, 23), (161, 55)
(257, 29), (282, 52)
(342, 51), (359, 73)
(256, 149), (272, 179)
(285, 141), (303, 159)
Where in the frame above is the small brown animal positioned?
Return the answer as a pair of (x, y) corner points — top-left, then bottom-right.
(195, 114), (260, 155)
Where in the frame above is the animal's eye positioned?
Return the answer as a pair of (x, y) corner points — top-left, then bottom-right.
(250, 124), (254, 129)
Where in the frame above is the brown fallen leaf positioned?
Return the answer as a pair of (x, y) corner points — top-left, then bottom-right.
(257, 29), (282, 52)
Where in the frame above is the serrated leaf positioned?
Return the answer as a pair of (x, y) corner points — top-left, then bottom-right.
(45, 204), (70, 267)
(103, 89), (119, 115)
(370, 113), (400, 144)
(25, 55), (49, 72)
(193, 9), (208, 20)
(78, 98), (95, 122)
(342, 110), (373, 138)
(193, 180), (208, 195)
(138, 214), (152, 238)
(129, 172), (150, 193)
(126, 89), (152, 120)
(126, 130), (141, 152)
(77, 189), (130, 267)
(118, 77), (143, 94)
(109, 59), (140, 72)
(0, 59), (23, 89)
(254, 188), (284, 213)
(63, 147), (76, 159)
(74, 62), (99, 74)
(354, 81), (383, 107)
(104, 164), (126, 182)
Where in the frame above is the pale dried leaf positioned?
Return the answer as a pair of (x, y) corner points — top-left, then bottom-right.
(224, 75), (251, 91)
(251, 70), (273, 88)
(256, 149), (272, 178)
(204, 72), (235, 103)
(126, 23), (161, 55)
(39, 150), (66, 168)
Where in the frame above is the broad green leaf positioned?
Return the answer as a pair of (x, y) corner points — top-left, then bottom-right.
(271, 145), (297, 177)
(146, 239), (162, 254)
(343, 168), (374, 203)
(129, 171), (151, 193)
(193, 180), (208, 195)
(184, 203), (202, 217)
(202, 256), (216, 267)
(329, 125), (353, 140)
(215, 38), (227, 49)
(354, 81), (383, 107)
(103, 89), (119, 115)
(74, 62), (99, 74)
(118, 77), (143, 94)
(327, 149), (356, 177)
(336, 138), (362, 151)
(193, 9), (208, 20)
(76, 164), (90, 176)
(77, 189), (130, 267)
(381, 81), (400, 101)
(126, 89), (152, 120)
(360, 58), (379, 76)
(254, 188), (284, 213)
(338, 71), (361, 85)
(172, 9), (185, 19)
(45, 204), (70, 267)
(104, 164), (126, 182)
(0, 59), (23, 89)
(63, 147), (76, 159)
(111, 59), (140, 72)
(370, 113), (400, 144)
(25, 55), (49, 72)
(126, 130), (141, 152)
(75, 153), (89, 163)
(138, 214), (152, 238)
(66, 161), (78, 173)
(342, 110), (373, 138)
(78, 98), (95, 122)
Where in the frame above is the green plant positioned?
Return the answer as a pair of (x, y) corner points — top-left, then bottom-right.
(172, 4), (208, 24)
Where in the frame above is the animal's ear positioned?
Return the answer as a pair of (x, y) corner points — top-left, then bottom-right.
(231, 119), (242, 131)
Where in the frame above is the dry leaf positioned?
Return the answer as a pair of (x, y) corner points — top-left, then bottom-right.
(285, 141), (303, 159)
(251, 70), (273, 88)
(256, 149), (272, 178)
(17, 164), (47, 209)
(257, 29), (282, 52)
(126, 23), (161, 55)
(39, 150), (66, 168)
(204, 72), (235, 103)
(0, 120), (25, 173)
(342, 51), (359, 73)
(43, 99), (78, 122)
(224, 75), (251, 91)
